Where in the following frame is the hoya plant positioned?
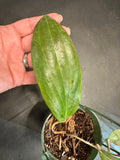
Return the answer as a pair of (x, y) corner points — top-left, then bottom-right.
(31, 15), (120, 159)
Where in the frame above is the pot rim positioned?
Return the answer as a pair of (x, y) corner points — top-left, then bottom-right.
(41, 105), (102, 160)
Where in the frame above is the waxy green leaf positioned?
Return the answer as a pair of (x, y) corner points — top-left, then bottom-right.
(109, 129), (120, 146)
(99, 150), (120, 160)
(31, 15), (82, 122)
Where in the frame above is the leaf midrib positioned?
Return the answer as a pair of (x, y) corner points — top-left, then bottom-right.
(45, 16), (67, 120)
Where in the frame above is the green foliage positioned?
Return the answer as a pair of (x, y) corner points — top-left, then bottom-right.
(99, 150), (120, 160)
(99, 129), (120, 160)
(109, 129), (120, 146)
(31, 15), (82, 122)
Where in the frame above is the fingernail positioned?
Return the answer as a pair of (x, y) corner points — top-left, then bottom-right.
(59, 14), (63, 22)
(67, 27), (71, 35)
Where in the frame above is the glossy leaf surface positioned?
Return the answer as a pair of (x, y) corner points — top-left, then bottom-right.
(31, 15), (82, 122)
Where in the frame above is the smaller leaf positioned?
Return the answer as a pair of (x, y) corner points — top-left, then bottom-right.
(99, 150), (120, 160)
(109, 129), (120, 146)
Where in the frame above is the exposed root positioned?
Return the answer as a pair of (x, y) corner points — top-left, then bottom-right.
(49, 116), (54, 133)
(59, 136), (62, 150)
(52, 121), (66, 135)
(72, 137), (76, 156)
(52, 121), (100, 151)
(68, 133), (99, 151)
(52, 121), (120, 158)
(68, 116), (75, 133)
(75, 140), (81, 149)
(63, 137), (69, 152)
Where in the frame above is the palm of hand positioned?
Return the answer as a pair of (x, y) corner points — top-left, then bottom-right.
(0, 18), (37, 93)
(0, 25), (27, 89)
(0, 13), (69, 93)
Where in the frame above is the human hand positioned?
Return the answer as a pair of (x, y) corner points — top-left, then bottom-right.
(0, 13), (71, 93)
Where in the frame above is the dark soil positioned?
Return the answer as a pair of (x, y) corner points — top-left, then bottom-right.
(44, 109), (95, 160)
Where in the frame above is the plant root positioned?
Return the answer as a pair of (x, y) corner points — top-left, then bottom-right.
(52, 121), (120, 158)
(49, 116), (54, 133)
(72, 137), (76, 156)
(59, 135), (62, 150)
(52, 121), (99, 151)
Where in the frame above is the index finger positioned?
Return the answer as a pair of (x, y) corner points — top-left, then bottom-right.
(12, 13), (63, 38)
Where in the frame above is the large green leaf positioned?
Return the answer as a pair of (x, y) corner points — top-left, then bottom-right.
(31, 15), (82, 122)
(99, 150), (120, 160)
(109, 129), (120, 146)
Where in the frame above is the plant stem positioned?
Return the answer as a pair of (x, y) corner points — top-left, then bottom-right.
(107, 139), (110, 152)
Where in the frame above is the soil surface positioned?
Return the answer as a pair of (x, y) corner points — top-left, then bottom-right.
(44, 109), (95, 160)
